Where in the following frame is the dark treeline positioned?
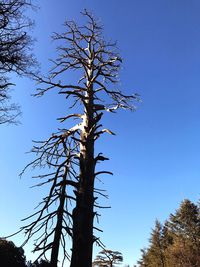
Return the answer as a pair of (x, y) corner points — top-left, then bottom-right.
(138, 199), (200, 267)
(0, 239), (124, 267)
(0, 238), (50, 267)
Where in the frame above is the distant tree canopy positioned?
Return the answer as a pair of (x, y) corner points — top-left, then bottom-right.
(0, 238), (26, 267)
(138, 199), (200, 267)
(93, 249), (123, 267)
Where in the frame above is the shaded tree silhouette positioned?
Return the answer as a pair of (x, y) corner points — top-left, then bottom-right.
(18, 9), (138, 267)
(28, 259), (51, 267)
(0, 0), (35, 124)
(0, 238), (26, 267)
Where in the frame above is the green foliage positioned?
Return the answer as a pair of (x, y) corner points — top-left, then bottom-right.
(138, 199), (200, 267)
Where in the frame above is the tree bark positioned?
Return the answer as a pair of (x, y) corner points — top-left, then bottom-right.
(70, 64), (95, 267)
(50, 172), (67, 267)
(70, 131), (95, 267)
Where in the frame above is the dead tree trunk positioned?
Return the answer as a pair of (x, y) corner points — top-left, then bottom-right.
(50, 169), (67, 267)
(19, 9), (138, 267)
(70, 61), (95, 267)
(17, 140), (76, 266)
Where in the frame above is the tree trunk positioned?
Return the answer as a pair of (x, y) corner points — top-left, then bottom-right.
(70, 68), (95, 267)
(50, 172), (67, 267)
(70, 181), (94, 267)
(70, 134), (95, 267)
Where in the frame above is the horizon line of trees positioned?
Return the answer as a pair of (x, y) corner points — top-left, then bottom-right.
(0, 239), (126, 267)
(4, 197), (200, 267)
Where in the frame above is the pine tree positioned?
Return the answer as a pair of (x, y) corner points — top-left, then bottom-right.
(137, 248), (150, 267)
(166, 199), (200, 266)
(138, 220), (166, 267)
(168, 199), (200, 246)
(138, 199), (200, 267)
(148, 220), (165, 267)
(93, 249), (123, 267)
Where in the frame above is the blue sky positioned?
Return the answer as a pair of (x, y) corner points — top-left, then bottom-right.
(1, 0), (200, 266)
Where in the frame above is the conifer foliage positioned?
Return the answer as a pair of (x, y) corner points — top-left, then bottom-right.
(93, 249), (123, 267)
(138, 199), (200, 267)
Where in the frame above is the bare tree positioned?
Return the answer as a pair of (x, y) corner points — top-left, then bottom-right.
(17, 136), (78, 266)
(0, 0), (35, 124)
(0, 79), (20, 124)
(93, 249), (123, 267)
(18, 9), (138, 267)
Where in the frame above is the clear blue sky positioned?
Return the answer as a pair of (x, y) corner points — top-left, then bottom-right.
(1, 0), (200, 266)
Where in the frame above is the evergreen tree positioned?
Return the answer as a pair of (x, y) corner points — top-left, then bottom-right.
(137, 248), (150, 267)
(93, 249), (123, 267)
(148, 220), (165, 267)
(166, 199), (200, 266)
(0, 238), (26, 267)
(138, 199), (200, 267)
(168, 199), (200, 246)
(138, 220), (165, 267)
